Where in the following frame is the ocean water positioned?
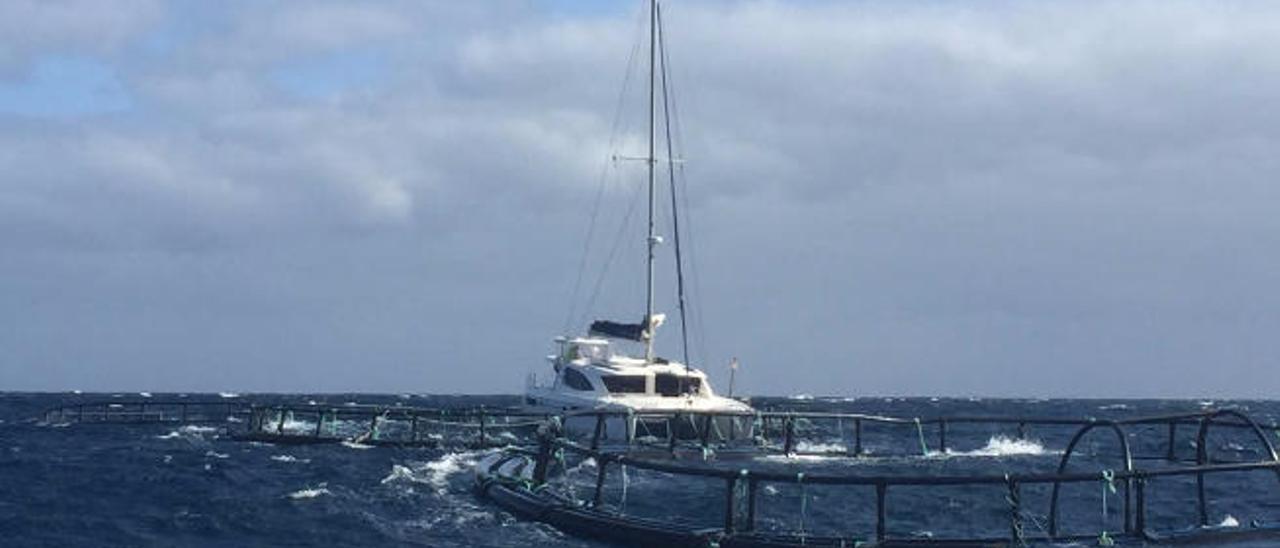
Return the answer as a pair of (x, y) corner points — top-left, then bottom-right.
(3, 393), (1280, 547)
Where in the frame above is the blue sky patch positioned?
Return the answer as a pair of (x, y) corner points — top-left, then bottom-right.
(0, 55), (132, 118)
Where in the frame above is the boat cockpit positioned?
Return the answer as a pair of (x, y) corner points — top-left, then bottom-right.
(550, 337), (708, 398)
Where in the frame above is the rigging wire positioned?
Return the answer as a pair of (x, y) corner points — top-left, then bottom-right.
(657, 4), (712, 372)
(580, 173), (647, 330)
(657, 3), (691, 371)
(562, 4), (649, 335)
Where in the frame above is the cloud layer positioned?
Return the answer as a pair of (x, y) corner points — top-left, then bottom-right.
(2, 0), (1280, 396)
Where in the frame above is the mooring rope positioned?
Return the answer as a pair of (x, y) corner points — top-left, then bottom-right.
(555, 448), (579, 505)
(798, 472), (808, 544)
(1003, 474), (1028, 548)
(619, 464), (629, 514)
(1099, 469), (1117, 546)
(914, 418), (929, 456)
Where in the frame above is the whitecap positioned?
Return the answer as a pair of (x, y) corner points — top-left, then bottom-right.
(423, 451), (482, 494)
(218, 392), (240, 399)
(1218, 515), (1240, 528)
(758, 453), (842, 463)
(341, 441), (373, 450)
(794, 441), (849, 454)
(288, 487), (330, 500)
(1098, 403), (1130, 411)
(382, 451), (483, 495)
(271, 454), (310, 464)
(139, 392), (152, 398)
(157, 425), (218, 440)
(947, 436), (1049, 457)
(381, 464), (420, 485)
(205, 450), (229, 459)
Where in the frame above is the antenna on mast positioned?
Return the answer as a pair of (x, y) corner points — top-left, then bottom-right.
(643, 0), (658, 364)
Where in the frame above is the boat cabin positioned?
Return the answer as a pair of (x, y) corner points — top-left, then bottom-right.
(551, 337), (708, 398)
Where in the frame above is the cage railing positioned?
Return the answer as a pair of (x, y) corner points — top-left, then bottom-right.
(487, 408), (1280, 546)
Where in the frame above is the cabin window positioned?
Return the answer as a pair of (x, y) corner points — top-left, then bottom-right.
(573, 342), (608, 361)
(602, 375), (647, 394)
(563, 369), (594, 391)
(655, 374), (701, 397)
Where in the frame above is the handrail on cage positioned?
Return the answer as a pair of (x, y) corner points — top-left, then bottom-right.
(478, 407), (1280, 547)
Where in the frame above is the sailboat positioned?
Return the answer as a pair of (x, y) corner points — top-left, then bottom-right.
(525, 0), (751, 419)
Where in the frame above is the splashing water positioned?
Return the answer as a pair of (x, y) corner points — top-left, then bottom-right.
(947, 435), (1048, 457)
(287, 486), (330, 500)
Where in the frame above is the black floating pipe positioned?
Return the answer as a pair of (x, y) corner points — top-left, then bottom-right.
(723, 477), (737, 532)
(590, 414), (605, 451)
(593, 458), (608, 508)
(783, 415), (796, 455)
(875, 482), (887, 542)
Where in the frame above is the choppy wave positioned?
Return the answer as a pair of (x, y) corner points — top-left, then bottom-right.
(271, 454), (309, 464)
(794, 441), (850, 454)
(946, 435), (1049, 457)
(157, 425), (220, 440)
(380, 451), (484, 496)
(287, 486), (329, 500)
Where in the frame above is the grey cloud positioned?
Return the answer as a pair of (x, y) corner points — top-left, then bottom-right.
(3, 1), (1280, 397)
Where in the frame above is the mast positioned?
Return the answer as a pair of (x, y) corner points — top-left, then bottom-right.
(644, 0), (657, 363)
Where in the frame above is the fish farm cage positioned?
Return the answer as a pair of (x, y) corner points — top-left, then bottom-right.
(475, 408), (1280, 547)
(41, 399), (551, 449)
(39, 399), (1280, 546)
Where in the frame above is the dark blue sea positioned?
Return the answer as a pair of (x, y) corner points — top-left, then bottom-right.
(4, 393), (1280, 547)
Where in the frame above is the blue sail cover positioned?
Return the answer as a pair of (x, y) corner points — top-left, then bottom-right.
(589, 318), (647, 341)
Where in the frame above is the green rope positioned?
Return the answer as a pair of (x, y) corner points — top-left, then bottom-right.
(914, 418), (929, 456)
(1099, 469), (1117, 546)
(555, 448), (579, 505)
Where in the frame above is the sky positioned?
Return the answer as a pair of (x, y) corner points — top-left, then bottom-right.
(3, 0), (1280, 398)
